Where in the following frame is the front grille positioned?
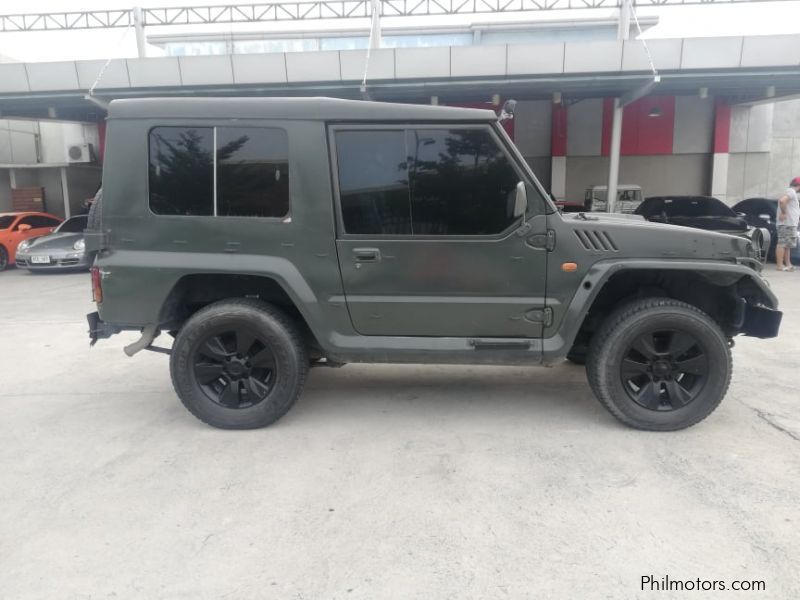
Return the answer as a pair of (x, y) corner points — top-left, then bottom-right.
(16, 259), (27, 267)
(59, 258), (81, 266)
(574, 229), (618, 252)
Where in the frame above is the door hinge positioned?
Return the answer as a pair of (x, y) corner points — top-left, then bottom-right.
(527, 229), (556, 251)
(524, 306), (553, 327)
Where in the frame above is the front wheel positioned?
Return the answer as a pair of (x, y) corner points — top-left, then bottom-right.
(586, 298), (731, 431)
(170, 298), (309, 429)
(0, 246), (7, 271)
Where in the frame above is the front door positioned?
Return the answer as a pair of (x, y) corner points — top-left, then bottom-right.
(331, 124), (549, 338)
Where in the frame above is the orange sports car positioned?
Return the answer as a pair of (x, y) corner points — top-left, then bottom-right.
(0, 212), (63, 271)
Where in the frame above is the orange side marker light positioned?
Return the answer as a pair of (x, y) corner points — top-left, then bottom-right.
(561, 262), (578, 273)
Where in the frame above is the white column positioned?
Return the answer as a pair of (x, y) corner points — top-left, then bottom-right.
(551, 156), (567, 202)
(606, 98), (623, 213)
(618, 0), (631, 41)
(134, 6), (146, 58)
(60, 167), (71, 219)
(369, 0), (382, 49)
(711, 153), (729, 205)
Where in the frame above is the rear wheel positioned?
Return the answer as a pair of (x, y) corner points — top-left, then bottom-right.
(586, 297), (731, 431)
(87, 192), (103, 231)
(170, 298), (308, 429)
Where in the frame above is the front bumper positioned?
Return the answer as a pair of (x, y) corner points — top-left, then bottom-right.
(16, 250), (91, 271)
(740, 302), (782, 339)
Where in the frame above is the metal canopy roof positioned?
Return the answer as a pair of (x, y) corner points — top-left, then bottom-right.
(2, 0), (795, 31)
(0, 35), (798, 121)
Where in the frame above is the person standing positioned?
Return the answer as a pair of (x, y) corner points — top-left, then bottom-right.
(776, 177), (800, 271)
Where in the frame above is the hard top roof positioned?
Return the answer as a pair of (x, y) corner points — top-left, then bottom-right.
(108, 97), (499, 122)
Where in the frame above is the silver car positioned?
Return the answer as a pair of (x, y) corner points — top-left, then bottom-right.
(15, 215), (91, 272)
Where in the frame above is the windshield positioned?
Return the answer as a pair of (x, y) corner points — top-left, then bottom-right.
(56, 215), (88, 233)
(637, 197), (736, 219)
(0, 216), (14, 229)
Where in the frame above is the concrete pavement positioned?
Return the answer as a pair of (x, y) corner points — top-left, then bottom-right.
(0, 267), (798, 599)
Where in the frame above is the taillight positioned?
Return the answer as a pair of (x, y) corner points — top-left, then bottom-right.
(91, 267), (103, 304)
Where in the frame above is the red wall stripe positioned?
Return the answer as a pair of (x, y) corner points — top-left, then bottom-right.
(601, 96), (675, 156)
(713, 99), (731, 154)
(551, 103), (568, 157)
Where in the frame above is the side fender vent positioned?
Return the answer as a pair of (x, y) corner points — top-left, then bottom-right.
(574, 229), (618, 252)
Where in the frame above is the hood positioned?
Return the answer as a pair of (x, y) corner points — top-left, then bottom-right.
(22, 232), (83, 251)
(563, 212), (755, 263)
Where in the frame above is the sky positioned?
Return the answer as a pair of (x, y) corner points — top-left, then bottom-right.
(0, 0), (799, 63)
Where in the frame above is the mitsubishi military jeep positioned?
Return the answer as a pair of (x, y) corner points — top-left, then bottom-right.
(85, 97), (781, 431)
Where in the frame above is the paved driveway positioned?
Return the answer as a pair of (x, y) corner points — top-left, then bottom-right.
(1, 268), (798, 599)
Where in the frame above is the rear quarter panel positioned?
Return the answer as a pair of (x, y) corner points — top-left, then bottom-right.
(97, 118), (352, 342)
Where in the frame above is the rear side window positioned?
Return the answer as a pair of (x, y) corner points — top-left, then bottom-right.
(216, 127), (289, 218)
(335, 127), (523, 236)
(149, 127), (214, 216)
(149, 126), (289, 218)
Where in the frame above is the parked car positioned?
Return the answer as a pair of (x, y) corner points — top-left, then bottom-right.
(732, 197), (800, 263)
(634, 196), (770, 262)
(584, 184), (644, 214)
(15, 214), (91, 272)
(86, 97), (780, 432)
(0, 212), (63, 271)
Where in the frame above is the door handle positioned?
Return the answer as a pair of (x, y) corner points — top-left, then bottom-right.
(353, 248), (381, 262)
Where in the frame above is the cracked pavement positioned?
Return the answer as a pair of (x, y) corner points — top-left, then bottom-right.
(0, 267), (798, 599)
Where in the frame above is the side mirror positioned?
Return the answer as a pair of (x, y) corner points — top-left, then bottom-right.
(500, 99), (517, 121)
(514, 181), (527, 218)
(17, 223), (31, 232)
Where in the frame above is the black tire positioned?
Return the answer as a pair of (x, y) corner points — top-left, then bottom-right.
(170, 298), (309, 429)
(86, 191), (103, 231)
(586, 297), (731, 431)
(0, 246), (7, 271)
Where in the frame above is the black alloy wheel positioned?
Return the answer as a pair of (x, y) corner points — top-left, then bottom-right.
(170, 298), (308, 429)
(619, 329), (708, 411)
(193, 327), (277, 409)
(0, 246), (7, 271)
(586, 297), (731, 431)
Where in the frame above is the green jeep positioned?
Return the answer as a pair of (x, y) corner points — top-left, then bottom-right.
(85, 97), (781, 431)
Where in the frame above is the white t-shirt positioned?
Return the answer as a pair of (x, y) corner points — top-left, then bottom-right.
(777, 187), (800, 227)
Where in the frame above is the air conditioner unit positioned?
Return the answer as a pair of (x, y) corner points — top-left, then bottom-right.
(65, 142), (93, 163)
